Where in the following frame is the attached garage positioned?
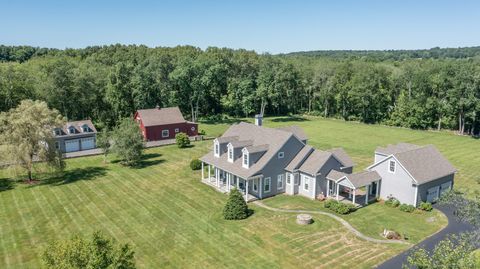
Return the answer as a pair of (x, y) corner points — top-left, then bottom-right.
(426, 186), (440, 203)
(81, 137), (95, 150)
(65, 139), (80, 153)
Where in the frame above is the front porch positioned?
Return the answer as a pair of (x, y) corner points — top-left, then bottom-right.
(200, 162), (259, 202)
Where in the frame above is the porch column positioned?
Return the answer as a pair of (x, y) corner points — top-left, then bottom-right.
(227, 173), (231, 192)
(352, 189), (356, 204)
(259, 178), (263, 199)
(245, 179), (249, 201)
(201, 162), (204, 180)
(236, 176), (239, 189)
(336, 183), (340, 201)
(376, 180), (380, 197)
(216, 168), (219, 188)
(365, 185), (369, 205)
(208, 165), (211, 181)
(326, 180), (330, 197)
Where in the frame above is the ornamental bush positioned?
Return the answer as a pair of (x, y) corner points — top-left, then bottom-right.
(189, 159), (202, 170)
(399, 203), (416, 213)
(223, 188), (249, 220)
(324, 199), (356, 214)
(175, 132), (190, 148)
(385, 197), (400, 208)
(419, 201), (433, 211)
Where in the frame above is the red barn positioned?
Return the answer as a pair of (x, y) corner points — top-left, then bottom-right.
(134, 106), (198, 141)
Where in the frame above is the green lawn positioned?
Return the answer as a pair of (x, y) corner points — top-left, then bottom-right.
(1, 115), (477, 268)
(261, 195), (447, 243)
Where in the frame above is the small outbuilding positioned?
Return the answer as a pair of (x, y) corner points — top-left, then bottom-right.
(134, 106), (198, 141)
(53, 120), (97, 153)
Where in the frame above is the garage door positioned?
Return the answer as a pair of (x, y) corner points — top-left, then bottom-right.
(426, 186), (440, 203)
(65, 139), (80, 153)
(81, 137), (95, 150)
(439, 181), (452, 196)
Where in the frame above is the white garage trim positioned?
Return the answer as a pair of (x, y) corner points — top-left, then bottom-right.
(65, 139), (80, 153)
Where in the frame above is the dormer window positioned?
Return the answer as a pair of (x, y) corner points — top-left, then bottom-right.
(242, 148), (249, 168)
(54, 129), (61, 136)
(81, 125), (89, 132)
(227, 144), (234, 163)
(68, 127), (75, 134)
(389, 160), (396, 173)
(214, 142), (220, 157)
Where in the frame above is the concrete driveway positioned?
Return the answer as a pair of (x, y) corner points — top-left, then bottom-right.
(377, 204), (475, 268)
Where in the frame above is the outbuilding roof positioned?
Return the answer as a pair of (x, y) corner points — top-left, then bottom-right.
(136, 107), (187, 127)
(55, 120), (97, 136)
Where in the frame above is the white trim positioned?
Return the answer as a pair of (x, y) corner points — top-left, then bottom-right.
(413, 185), (418, 207)
(286, 173), (291, 184)
(161, 129), (169, 138)
(264, 177), (271, 193)
(227, 143), (234, 163)
(242, 148), (249, 168)
(214, 142), (220, 157)
(367, 155), (418, 184)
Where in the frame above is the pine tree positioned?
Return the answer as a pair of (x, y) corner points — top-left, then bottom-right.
(223, 188), (249, 220)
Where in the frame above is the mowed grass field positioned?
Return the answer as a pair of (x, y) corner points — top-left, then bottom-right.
(0, 116), (477, 268)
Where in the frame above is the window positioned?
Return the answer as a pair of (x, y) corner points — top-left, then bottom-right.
(228, 148), (233, 162)
(214, 143), (219, 156)
(264, 177), (271, 193)
(389, 160), (396, 173)
(162, 130), (169, 138)
(82, 125), (89, 132)
(277, 174), (284, 190)
(242, 152), (249, 168)
(304, 176), (309, 191)
(294, 175), (299, 185)
(55, 141), (60, 150)
(54, 129), (61, 136)
(68, 127), (75, 134)
(253, 180), (258, 192)
(175, 128), (179, 133)
(278, 151), (284, 159)
(191, 126), (195, 131)
(286, 173), (291, 184)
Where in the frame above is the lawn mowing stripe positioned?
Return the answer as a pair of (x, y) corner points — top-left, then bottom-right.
(45, 185), (83, 234)
(0, 193), (13, 268)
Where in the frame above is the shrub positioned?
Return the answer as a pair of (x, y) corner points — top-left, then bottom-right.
(176, 132), (190, 148)
(199, 129), (206, 135)
(324, 199), (356, 214)
(399, 203), (416, 213)
(190, 159), (202, 170)
(324, 199), (336, 209)
(419, 201), (433, 211)
(223, 188), (249, 220)
(385, 197), (400, 208)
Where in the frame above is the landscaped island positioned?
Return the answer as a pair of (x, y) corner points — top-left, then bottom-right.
(0, 116), (478, 268)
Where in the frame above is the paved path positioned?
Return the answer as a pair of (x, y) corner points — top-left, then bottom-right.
(377, 204), (475, 268)
(253, 201), (410, 245)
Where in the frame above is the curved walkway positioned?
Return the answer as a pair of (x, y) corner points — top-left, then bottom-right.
(253, 201), (410, 245)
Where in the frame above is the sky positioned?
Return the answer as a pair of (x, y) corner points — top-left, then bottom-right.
(1, 0), (480, 54)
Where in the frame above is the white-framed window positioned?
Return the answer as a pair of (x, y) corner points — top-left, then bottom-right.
(54, 129), (61, 136)
(175, 128), (179, 133)
(162, 129), (169, 138)
(55, 141), (60, 149)
(68, 127), (75, 134)
(227, 144), (233, 163)
(214, 143), (220, 157)
(294, 174), (299, 185)
(303, 176), (309, 191)
(286, 173), (291, 184)
(389, 160), (396, 173)
(278, 151), (284, 159)
(277, 174), (284, 190)
(264, 177), (271, 193)
(191, 126), (195, 131)
(253, 180), (258, 192)
(242, 152), (249, 168)
(82, 125), (89, 132)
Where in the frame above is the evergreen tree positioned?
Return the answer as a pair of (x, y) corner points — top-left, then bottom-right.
(223, 188), (249, 220)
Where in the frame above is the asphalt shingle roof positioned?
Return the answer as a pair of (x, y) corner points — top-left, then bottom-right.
(277, 126), (308, 141)
(136, 107), (187, 126)
(327, 148), (355, 168)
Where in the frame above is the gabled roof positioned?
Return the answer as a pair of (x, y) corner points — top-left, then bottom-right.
(369, 143), (456, 185)
(298, 150), (333, 176)
(201, 122), (299, 179)
(230, 140), (253, 148)
(327, 170), (381, 189)
(327, 148), (355, 168)
(215, 136), (238, 144)
(245, 144), (269, 154)
(375, 143), (420, 155)
(55, 120), (97, 136)
(277, 126), (308, 141)
(285, 145), (314, 172)
(136, 107), (186, 126)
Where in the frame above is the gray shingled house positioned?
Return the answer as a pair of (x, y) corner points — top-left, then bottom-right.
(200, 116), (355, 201)
(53, 120), (97, 153)
(200, 117), (456, 207)
(367, 143), (456, 206)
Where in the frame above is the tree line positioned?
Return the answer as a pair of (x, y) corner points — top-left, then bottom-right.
(0, 44), (479, 135)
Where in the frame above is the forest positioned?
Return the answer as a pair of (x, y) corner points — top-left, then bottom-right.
(0, 44), (479, 135)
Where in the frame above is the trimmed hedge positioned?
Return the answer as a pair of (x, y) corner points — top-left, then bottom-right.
(399, 203), (416, 213)
(385, 197), (400, 208)
(190, 159), (202, 170)
(323, 199), (356, 215)
(419, 202), (433, 211)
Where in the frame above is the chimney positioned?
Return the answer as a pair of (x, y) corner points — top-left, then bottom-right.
(255, 114), (263, 126)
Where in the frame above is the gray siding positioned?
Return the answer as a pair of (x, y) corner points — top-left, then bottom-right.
(316, 157), (344, 197)
(417, 174), (454, 205)
(54, 133), (97, 153)
(370, 157), (417, 205)
(259, 136), (305, 198)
